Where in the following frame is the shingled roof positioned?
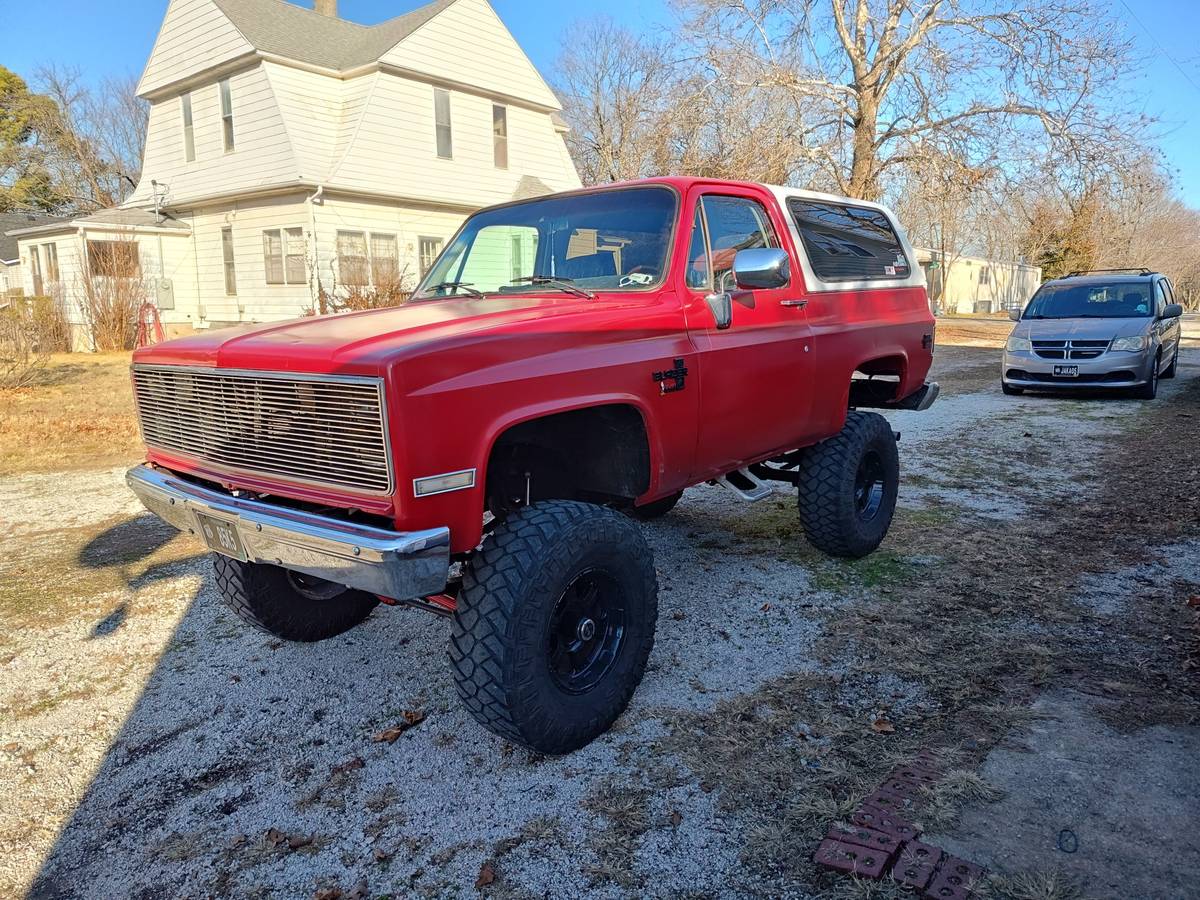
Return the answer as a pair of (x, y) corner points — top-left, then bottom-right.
(212, 0), (457, 71)
(0, 212), (68, 263)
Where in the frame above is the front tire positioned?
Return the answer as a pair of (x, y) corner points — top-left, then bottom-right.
(1162, 348), (1179, 379)
(797, 411), (900, 559)
(212, 556), (378, 641)
(450, 501), (658, 754)
(1133, 354), (1160, 399)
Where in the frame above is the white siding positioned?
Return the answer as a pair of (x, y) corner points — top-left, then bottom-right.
(380, 0), (560, 111)
(128, 64), (300, 207)
(312, 195), (465, 296)
(264, 62), (344, 181)
(185, 194), (314, 323)
(331, 72), (579, 208)
(137, 0), (253, 98)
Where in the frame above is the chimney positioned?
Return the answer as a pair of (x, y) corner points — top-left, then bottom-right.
(313, 0), (337, 16)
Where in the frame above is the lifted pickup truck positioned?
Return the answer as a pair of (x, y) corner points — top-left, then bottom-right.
(128, 178), (937, 753)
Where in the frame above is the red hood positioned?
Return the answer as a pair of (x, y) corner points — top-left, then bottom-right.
(134, 294), (644, 375)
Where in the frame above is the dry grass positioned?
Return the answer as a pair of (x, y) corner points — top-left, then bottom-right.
(0, 352), (141, 476)
(936, 318), (1011, 348)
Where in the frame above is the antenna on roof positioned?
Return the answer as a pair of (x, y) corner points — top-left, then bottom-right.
(151, 180), (169, 224)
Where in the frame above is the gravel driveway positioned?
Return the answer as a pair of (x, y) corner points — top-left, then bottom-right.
(2, 341), (1198, 899)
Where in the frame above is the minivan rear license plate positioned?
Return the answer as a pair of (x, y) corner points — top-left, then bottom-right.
(195, 512), (248, 561)
(1053, 365), (1079, 377)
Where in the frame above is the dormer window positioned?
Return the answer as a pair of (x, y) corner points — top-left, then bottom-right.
(434, 88), (452, 159)
(181, 92), (195, 162)
(219, 79), (234, 152)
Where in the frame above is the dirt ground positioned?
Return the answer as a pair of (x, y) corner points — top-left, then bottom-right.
(1, 324), (1198, 899)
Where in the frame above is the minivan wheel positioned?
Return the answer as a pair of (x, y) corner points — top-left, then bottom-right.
(450, 500), (657, 754)
(1133, 354), (1160, 399)
(797, 411), (900, 559)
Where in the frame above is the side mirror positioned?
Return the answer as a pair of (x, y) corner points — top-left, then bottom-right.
(733, 247), (790, 290)
(705, 291), (732, 329)
(1162, 303), (1183, 319)
(1008, 307), (1022, 321)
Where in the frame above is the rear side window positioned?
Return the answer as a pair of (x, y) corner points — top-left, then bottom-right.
(788, 198), (909, 282)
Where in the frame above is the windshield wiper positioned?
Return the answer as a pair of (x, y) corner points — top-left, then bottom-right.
(510, 274), (595, 299)
(418, 281), (484, 299)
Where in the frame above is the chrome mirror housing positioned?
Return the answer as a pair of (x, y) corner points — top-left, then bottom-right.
(733, 248), (790, 290)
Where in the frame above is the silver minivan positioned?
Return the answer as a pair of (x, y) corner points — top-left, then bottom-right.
(1002, 269), (1183, 399)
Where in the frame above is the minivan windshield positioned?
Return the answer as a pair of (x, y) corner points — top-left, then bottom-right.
(413, 186), (677, 299)
(1022, 281), (1153, 319)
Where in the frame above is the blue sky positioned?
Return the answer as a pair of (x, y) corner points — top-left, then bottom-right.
(4, 0), (1198, 203)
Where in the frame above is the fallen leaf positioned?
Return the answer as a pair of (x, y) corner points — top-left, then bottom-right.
(288, 834), (313, 850)
(332, 756), (364, 775)
(669, 810), (683, 827)
(372, 710), (427, 743)
(475, 861), (496, 889)
(871, 718), (896, 734)
(313, 889), (342, 900)
(226, 833), (247, 850)
(265, 827), (287, 846)
(373, 846), (391, 862)
(348, 879), (368, 900)
(760, 602), (771, 612)
(1187, 595), (1200, 608)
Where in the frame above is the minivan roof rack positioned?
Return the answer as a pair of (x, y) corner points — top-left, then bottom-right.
(1064, 267), (1153, 277)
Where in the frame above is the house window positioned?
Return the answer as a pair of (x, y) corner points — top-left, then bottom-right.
(219, 78), (234, 152)
(87, 240), (140, 277)
(370, 233), (399, 285)
(262, 227), (305, 284)
(181, 92), (195, 162)
(336, 231), (370, 286)
(510, 234), (523, 281)
(221, 227), (237, 296)
(419, 236), (443, 277)
(434, 88), (452, 159)
(42, 243), (60, 283)
(979, 265), (991, 286)
(29, 245), (43, 295)
(493, 104), (508, 169)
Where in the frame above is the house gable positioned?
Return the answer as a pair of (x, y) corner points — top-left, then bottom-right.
(378, 0), (561, 111)
(138, 0), (255, 98)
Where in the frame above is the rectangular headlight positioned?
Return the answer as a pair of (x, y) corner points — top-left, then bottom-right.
(413, 469), (476, 497)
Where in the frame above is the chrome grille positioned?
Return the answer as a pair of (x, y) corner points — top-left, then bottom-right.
(132, 365), (392, 494)
(1033, 339), (1110, 360)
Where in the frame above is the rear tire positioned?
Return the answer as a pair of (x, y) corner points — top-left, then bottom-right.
(1001, 381), (1024, 395)
(212, 555), (378, 641)
(797, 411), (900, 559)
(629, 491), (683, 520)
(450, 501), (657, 754)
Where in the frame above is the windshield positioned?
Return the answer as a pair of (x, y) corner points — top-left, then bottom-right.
(1022, 281), (1153, 319)
(414, 186), (677, 299)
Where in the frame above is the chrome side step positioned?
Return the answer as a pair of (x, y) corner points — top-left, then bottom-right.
(718, 467), (774, 502)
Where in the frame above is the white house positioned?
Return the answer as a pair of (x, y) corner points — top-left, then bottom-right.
(8, 0), (580, 344)
(1, 212), (67, 298)
(915, 249), (1042, 315)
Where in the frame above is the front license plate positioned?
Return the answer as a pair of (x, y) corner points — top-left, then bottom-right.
(195, 512), (247, 561)
(1053, 365), (1079, 377)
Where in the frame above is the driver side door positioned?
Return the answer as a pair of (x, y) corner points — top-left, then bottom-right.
(682, 187), (817, 475)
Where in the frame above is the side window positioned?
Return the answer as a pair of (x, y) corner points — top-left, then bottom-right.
(685, 205), (710, 290)
(700, 195), (777, 290)
(788, 198), (909, 282)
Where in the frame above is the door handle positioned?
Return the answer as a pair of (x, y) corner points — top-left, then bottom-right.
(781, 299), (808, 308)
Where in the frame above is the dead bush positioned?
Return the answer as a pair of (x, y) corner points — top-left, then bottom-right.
(77, 239), (145, 351)
(0, 303), (49, 388)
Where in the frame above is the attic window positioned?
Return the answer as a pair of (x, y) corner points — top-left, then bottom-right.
(219, 79), (234, 152)
(434, 88), (452, 159)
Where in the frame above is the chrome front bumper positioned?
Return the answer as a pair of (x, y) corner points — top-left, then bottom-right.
(126, 465), (450, 599)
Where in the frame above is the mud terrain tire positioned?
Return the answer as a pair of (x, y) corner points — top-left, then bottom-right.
(797, 411), (899, 559)
(450, 500), (658, 754)
(213, 556), (378, 641)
